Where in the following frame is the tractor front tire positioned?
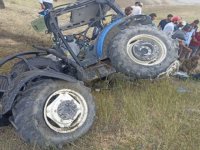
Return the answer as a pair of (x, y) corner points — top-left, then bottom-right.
(12, 79), (95, 148)
(109, 25), (178, 79)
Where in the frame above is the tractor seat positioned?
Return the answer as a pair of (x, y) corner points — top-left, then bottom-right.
(60, 2), (101, 30)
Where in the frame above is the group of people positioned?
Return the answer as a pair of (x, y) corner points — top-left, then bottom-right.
(159, 16), (200, 73)
(125, 2), (200, 74)
(125, 2), (144, 16)
(159, 15), (199, 59)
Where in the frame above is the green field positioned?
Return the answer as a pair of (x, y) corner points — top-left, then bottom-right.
(1, 1), (200, 150)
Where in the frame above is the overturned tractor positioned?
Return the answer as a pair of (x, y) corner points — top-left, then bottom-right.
(0, 0), (178, 148)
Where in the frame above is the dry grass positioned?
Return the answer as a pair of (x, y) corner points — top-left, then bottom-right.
(144, 5), (200, 24)
(1, 1), (200, 150)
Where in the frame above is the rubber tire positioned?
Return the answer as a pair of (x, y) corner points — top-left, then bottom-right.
(12, 79), (95, 148)
(10, 57), (61, 79)
(109, 25), (178, 79)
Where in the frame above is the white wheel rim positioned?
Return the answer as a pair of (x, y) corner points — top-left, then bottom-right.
(127, 34), (167, 66)
(44, 89), (88, 133)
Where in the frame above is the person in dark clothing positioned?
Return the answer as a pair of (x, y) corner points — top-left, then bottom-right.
(149, 13), (157, 21)
(149, 13), (157, 27)
(158, 14), (173, 30)
(190, 19), (199, 32)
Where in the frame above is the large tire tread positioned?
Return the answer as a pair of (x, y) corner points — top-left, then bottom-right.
(12, 79), (95, 148)
(109, 25), (179, 79)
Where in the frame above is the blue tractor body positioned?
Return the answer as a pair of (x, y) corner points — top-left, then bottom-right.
(96, 19), (123, 58)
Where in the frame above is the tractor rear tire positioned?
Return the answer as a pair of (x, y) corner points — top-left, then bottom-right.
(12, 79), (95, 148)
(109, 25), (178, 79)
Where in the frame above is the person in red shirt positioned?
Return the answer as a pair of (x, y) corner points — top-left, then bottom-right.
(189, 31), (200, 57)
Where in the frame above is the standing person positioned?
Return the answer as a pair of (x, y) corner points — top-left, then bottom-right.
(189, 31), (200, 57)
(187, 20), (199, 43)
(172, 24), (193, 61)
(184, 20), (199, 44)
(149, 13), (157, 21)
(158, 14), (173, 30)
(190, 19), (199, 32)
(185, 20), (200, 47)
(174, 20), (187, 31)
(39, 0), (57, 11)
(125, 6), (133, 16)
(131, 2), (143, 16)
(163, 16), (181, 36)
(149, 13), (157, 27)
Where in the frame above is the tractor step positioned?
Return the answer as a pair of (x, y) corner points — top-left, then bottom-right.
(0, 76), (9, 92)
(83, 60), (116, 82)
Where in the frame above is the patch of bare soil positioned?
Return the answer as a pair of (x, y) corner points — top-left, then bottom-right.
(0, 39), (22, 47)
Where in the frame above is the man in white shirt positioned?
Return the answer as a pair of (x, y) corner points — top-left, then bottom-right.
(185, 20), (200, 46)
(131, 2), (143, 16)
(39, 0), (57, 10)
(163, 16), (181, 36)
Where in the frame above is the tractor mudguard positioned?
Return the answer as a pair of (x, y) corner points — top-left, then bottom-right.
(0, 51), (46, 67)
(96, 15), (152, 59)
(96, 18), (123, 58)
(1, 69), (77, 114)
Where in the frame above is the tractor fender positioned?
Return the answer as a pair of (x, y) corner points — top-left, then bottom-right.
(96, 15), (152, 59)
(1, 69), (77, 114)
(0, 51), (45, 67)
(96, 18), (123, 58)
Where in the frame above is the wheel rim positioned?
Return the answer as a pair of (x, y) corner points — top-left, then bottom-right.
(44, 89), (88, 133)
(127, 34), (167, 66)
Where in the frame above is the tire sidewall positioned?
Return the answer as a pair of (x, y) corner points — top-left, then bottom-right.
(22, 80), (95, 145)
(109, 26), (178, 78)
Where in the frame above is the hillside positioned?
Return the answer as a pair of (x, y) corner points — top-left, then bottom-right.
(117, 0), (200, 7)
